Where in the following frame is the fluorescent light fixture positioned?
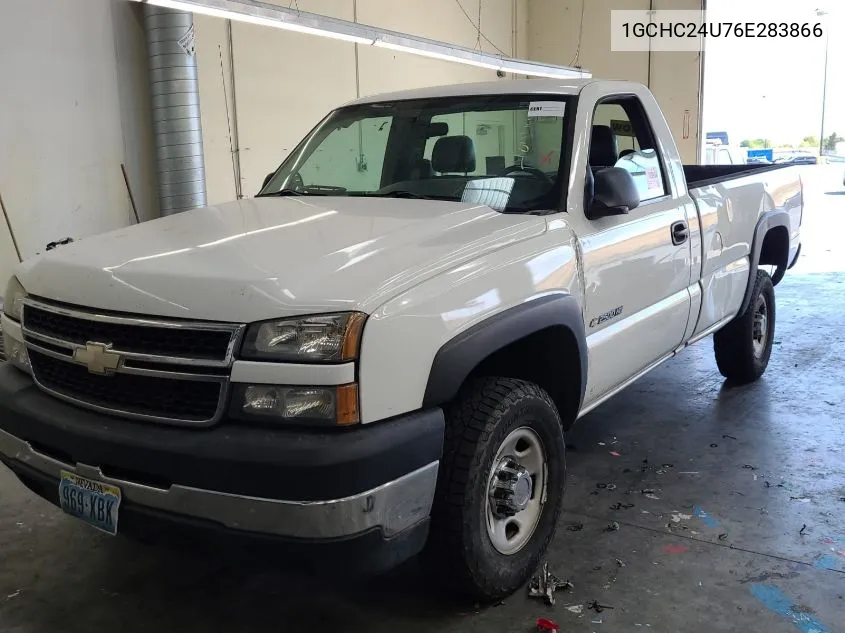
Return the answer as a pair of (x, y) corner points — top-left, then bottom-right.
(500, 59), (591, 79)
(374, 36), (503, 71)
(140, 0), (375, 44)
(131, 0), (588, 78)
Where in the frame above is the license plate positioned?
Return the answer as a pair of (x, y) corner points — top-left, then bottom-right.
(58, 470), (121, 536)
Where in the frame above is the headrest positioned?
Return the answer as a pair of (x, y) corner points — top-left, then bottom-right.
(432, 135), (476, 173)
(589, 125), (619, 167)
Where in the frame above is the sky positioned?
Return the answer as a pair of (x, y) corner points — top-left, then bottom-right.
(702, 0), (844, 147)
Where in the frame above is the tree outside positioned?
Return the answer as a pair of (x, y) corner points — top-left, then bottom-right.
(823, 132), (844, 153)
(739, 138), (773, 149)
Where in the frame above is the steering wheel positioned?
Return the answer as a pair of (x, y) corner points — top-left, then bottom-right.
(501, 164), (553, 183)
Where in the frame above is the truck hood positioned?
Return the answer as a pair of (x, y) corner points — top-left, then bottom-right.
(17, 197), (545, 322)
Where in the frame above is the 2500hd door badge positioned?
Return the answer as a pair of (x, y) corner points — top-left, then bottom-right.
(589, 306), (623, 328)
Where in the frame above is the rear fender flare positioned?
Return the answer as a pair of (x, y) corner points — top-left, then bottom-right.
(739, 210), (790, 315)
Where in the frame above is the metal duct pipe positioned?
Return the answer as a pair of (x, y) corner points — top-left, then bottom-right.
(144, 5), (207, 215)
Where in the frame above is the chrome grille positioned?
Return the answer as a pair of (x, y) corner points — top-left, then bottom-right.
(21, 298), (244, 426)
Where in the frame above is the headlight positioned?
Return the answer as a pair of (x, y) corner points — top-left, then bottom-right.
(241, 312), (366, 362)
(233, 383), (359, 426)
(3, 276), (27, 322)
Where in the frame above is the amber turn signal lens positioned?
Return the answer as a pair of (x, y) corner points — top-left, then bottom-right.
(341, 313), (367, 361)
(336, 383), (360, 425)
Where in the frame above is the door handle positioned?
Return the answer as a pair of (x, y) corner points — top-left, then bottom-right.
(671, 221), (689, 245)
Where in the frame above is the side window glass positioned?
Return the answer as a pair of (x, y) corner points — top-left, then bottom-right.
(590, 99), (668, 203)
(615, 150), (665, 202)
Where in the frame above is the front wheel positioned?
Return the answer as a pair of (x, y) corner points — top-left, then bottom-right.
(423, 377), (566, 601)
(713, 270), (776, 383)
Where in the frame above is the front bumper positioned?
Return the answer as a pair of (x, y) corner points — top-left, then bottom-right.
(0, 365), (444, 571)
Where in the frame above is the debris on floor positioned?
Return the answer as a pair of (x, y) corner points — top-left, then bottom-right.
(565, 604), (584, 615)
(610, 502), (635, 510)
(800, 524), (808, 536)
(587, 600), (615, 613)
(605, 521), (620, 532)
(566, 522), (585, 532)
(609, 451), (621, 457)
(670, 512), (692, 523)
(662, 544), (689, 555)
(528, 562), (573, 605)
(790, 497), (812, 503)
(6, 590), (21, 599)
(722, 434), (737, 440)
(718, 533), (729, 541)
(536, 617), (559, 632)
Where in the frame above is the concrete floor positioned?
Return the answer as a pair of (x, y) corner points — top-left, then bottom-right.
(1, 167), (844, 632)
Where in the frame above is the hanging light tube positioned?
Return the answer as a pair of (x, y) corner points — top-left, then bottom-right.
(132, 0), (590, 78)
(138, 0), (375, 44)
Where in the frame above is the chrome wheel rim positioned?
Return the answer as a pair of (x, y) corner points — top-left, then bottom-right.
(752, 293), (769, 358)
(485, 427), (547, 555)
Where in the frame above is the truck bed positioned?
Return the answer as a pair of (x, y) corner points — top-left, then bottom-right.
(683, 163), (791, 189)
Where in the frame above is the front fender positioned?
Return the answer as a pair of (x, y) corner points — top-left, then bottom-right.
(357, 230), (580, 423)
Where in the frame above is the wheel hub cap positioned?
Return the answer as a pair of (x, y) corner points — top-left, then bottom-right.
(489, 457), (533, 517)
(752, 294), (768, 358)
(484, 426), (547, 555)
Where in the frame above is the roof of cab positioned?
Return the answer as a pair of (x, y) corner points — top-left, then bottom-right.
(346, 78), (598, 106)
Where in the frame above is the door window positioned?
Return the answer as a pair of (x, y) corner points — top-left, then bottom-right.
(590, 99), (668, 203)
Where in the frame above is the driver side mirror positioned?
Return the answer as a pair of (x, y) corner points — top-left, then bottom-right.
(585, 167), (640, 220)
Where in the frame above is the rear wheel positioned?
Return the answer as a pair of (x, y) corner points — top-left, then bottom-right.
(714, 270), (776, 383)
(424, 377), (566, 601)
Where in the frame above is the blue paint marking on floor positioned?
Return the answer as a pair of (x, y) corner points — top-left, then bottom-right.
(813, 555), (839, 571)
(692, 504), (719, 528)
(750, 584), (831, 633)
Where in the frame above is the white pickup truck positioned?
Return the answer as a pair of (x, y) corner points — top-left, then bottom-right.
(0, 79), (802, 600)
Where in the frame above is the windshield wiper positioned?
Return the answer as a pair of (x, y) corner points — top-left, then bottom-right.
(351, 191), (438, 200)
(256, 189), (304, 197)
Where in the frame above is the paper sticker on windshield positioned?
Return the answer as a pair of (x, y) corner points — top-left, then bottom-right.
(527, 101), (566, 117)
(645, 167), (662, 190)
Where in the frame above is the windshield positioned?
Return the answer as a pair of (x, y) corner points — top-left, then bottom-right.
(258, 95), (571, 213)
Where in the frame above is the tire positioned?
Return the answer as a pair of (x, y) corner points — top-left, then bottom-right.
(713, 270), (776, 384)
(423, 377), (566, 601)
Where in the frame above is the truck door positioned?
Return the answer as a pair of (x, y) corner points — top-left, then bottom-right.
(568, 89), (696, 409)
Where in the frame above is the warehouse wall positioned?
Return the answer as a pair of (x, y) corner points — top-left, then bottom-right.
(528, 0), (703, 163)
(0, 0), (157, 288)
(195, 0), (529, 202)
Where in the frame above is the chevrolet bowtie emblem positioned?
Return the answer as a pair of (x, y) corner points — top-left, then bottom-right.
(73, 342), (123, 375)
